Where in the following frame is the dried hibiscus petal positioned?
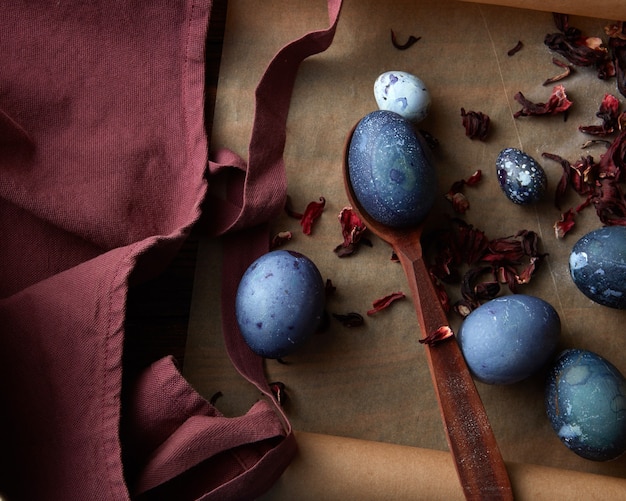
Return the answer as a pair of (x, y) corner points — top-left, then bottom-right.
(390, 29), (421, 50)
(334, 206), (369, 257)
(425, 218), (546, 315)
(579, 93), (620, 136)
(545, 14), (611, 76)
(271, 230), (293, 249)
(543, 58), (573, 85)
(513, 85), (572, 118)
(507, 40), (523, 56)
(461, 108), (490, 141)
(269, 381), (287, 406)
(300, 197), (325, 235)
(332, 312), (365, 327)
(367, 291), (405, 316)
(419, 325), (454, 346)
(444, 170), (482, 214)
(609, 36), (626, 99)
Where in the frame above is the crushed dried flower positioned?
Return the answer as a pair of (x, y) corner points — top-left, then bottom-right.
(513, 85), (572, 118)
(334, 206), (370, 257)
(390, 29), (421, 50)
(419, 325), (454, 346)
(300, 197), (326, 235)
(269, 381), (287, 406)
(271, 230), (293, 249)
(461, 108), (490, 141)
(507, 40), (523, 56)
(367, 291), (406, 316)
(543, 58), (573, 85)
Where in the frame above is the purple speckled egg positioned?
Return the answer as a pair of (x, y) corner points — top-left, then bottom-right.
(496, 147), (547, 205)
(373, 71), (431, 123)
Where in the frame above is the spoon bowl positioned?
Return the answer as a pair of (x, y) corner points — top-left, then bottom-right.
(343, 123), (513, 500)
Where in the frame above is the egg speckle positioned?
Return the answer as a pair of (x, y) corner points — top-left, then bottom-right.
(545, 349), (626, 461)
(374, 71), (431, 123)
(496, 147), (547, 204)
(348, 110), (437, 228)
(570, 226), (626, 309)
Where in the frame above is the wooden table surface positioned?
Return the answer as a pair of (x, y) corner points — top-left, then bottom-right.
(124, 0), (228, 372)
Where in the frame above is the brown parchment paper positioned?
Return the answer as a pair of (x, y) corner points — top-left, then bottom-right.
(185, 0), (626, 495)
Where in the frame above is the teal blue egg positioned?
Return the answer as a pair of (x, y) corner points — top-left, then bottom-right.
(569, 226), (626, 309)
(545, 349), (626, 461)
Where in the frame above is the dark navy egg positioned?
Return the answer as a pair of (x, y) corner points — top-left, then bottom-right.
(496, 147), (547, 204)
(347, 110), (437, 228)
(569, 226), (626, 309)
(457, 294), (560, 385)
(545, 349), (626, 461)
(235, 250), (325, 359)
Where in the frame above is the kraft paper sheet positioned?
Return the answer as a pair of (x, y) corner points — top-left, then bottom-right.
(186, 0), (626, 497)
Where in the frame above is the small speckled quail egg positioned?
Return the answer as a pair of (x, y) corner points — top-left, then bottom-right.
(496, 147), (547, 204)
(545, 348), (626, 461)
(374, 71), (431, 123)
(569, 225), (626, 309)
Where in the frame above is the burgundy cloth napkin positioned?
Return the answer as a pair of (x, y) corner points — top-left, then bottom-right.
(0, 0), (343, 499)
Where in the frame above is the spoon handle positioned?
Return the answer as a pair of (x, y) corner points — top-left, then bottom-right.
(394, 244), (514, 501)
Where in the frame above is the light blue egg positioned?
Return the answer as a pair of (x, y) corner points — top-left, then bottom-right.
(457, 294), (560, 385)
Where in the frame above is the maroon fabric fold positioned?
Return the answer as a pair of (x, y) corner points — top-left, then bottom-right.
(0, 1), (215, 498)
(0, 0), (343, 499)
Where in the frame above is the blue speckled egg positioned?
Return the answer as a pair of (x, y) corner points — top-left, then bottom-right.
(496, 147), (547, 204)
(373, 71), (431, 123)
(347, 110), (437, 228)
(235, 250), (325, 359)
(545, 349), (626, 461)
(457, 294), (560, 385)
(569, 226), (626, 309)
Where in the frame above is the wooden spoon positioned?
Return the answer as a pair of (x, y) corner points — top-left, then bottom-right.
(343, 125), (514, 500)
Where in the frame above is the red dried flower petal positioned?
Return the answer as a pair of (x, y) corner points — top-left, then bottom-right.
(300, 196), (326, 235)
(390, 29), (421, 50)
(461, 108), (490, 140)
(545, 16), (610, 72)
(445, 192), (470, 214)
(466, 169), (482, 186)
(269, 381), (287, 406)
(513, 85), (572, 118)
(419, 325), (454, 346)
(516, 256), (540, 285)
(271, 230), (293, 249)
(579, 94), (620, 136)
(444, 171), (482, 214)
(334, 206), (368, 257)
(554, 209), (576, 238)
(507, 40), (523, 56)
(543, 58), (573, 86)
(366, 291), (405, 316)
